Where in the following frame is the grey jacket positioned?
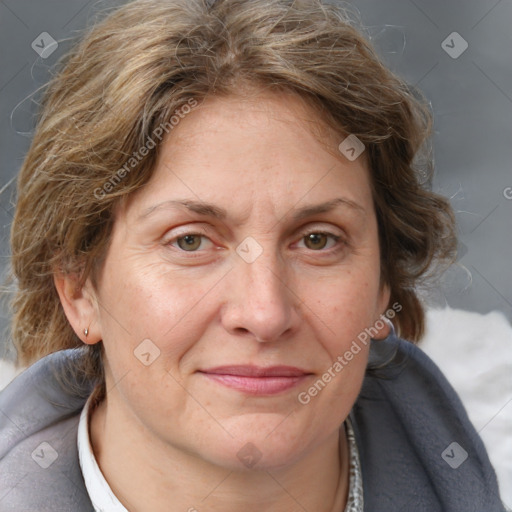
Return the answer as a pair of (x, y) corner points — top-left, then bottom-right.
(0, 334), (507, 511)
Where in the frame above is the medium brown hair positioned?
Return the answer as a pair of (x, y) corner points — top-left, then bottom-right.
(10, 0), (456, 377)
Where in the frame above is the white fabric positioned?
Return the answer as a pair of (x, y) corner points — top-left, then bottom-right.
(77, 397), (128, 512)
(0, 360), (22, 389)
(421, 307), (512, 507)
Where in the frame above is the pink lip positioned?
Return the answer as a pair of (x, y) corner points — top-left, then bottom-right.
(198, 366), (312, 395)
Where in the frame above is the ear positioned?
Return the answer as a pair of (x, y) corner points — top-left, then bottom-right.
(373, 282), (392, 340)
(54, 272), (101, 345)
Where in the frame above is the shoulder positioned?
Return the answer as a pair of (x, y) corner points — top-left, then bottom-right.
(351, 335), (507, 512)
(0, 415), (93, 511)
(0, 349), (95, 511)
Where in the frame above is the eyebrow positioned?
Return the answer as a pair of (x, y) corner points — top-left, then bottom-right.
(290, 197), (365, 221)
(138, 197), (365, 222)
(139, 200), (227, 221)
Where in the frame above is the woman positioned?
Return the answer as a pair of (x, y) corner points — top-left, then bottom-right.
(0, 0), (506, 510)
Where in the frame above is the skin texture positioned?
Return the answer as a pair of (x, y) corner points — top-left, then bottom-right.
(56, 90), (390, 512)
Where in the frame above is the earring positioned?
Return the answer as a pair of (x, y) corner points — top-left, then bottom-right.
(370, 317), (395, 342)
(84, 327), (89, 337)
(367, 319), (399, 372)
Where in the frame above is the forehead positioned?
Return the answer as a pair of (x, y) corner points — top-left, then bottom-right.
(167, 90), (347, 162)
(122, 91), (373, 222)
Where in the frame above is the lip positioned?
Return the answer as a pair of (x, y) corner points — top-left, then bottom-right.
(198, 365), (312, 395)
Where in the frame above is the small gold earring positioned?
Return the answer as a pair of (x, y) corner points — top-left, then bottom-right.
(84, 327), (89, 337)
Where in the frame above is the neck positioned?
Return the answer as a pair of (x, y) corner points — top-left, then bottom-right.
(89, 396), (349, 512)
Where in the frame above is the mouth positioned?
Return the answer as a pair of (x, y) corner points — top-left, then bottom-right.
(197, 365), (313, 395)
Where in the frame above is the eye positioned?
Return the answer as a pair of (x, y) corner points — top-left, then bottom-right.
(169, 233), (213, 252)
(298, 231), (341, 251)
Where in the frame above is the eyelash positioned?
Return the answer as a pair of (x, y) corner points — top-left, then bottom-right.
(165, 228), (345, 255)
(295, 230), (342, 251)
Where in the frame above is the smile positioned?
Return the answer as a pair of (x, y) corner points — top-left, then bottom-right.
(197, 366), (313, 395)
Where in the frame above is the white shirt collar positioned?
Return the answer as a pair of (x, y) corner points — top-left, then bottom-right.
(78, 395), (363, 511)
(77, 396), (128, 512)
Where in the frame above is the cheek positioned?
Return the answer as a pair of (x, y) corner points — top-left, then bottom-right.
(96, 257), (225, 375)
(301, 267), (381, 356)
(301, 281), (374, 420)
(95, 263), (210, 424)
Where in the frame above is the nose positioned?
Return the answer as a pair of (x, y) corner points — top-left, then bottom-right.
(220, 247), (300, 343)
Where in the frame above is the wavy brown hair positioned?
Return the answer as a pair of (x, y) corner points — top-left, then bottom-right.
(10, 0), (456, 379)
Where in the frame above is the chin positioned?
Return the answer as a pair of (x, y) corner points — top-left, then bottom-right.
(201, 415), (319, 472)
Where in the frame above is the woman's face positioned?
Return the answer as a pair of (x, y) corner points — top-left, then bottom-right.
(85, 91), (389, 470)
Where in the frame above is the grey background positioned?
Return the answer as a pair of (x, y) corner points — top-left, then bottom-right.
(0, 0), (511, 360)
